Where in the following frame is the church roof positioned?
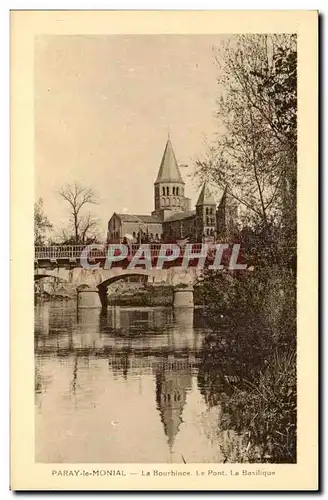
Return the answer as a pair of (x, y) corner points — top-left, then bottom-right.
(116, 213), (161, 224)
(163, 210), (196, 223)
(196, 181), (216, 206)
(217, 186), (227, 210)
(155, 138), (184, 184)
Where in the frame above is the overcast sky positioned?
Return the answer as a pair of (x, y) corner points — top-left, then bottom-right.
(35, 34), (225, 238)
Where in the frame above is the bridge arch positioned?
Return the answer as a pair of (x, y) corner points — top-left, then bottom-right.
(97, 269), (152, 289)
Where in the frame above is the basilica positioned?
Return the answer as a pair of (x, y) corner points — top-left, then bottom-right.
(107, 137), (237, 244)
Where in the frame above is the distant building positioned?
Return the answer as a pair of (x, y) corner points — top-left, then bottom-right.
(107, 213), (162, 243)
(107, 137), (238, 243)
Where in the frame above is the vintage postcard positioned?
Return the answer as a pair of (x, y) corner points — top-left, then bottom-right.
(11, 10), (318, 491)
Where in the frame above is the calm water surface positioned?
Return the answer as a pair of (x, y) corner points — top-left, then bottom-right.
(35, 301), (242, 463)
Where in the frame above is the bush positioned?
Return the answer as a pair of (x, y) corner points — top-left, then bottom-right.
(197, 261), (297, 463)
(219, 348), (297, 463)
(199, 264), (296, 344)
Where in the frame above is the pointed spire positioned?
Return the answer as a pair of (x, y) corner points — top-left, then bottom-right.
(218, 186), (228, 209)
(196, 181), (216, 206)
(155, 138), (184, 184)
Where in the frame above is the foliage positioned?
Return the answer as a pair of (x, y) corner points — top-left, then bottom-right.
(34, 197), (53, 245)
(219, 349), (297, 463)
(196, 34), (297, 238)
(58, 183), (100, 244)
(199, 264), (296, 338)
(197, 261), (296, 463)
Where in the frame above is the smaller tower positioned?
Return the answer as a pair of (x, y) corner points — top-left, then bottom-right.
(216, 187), (239, 240)
(195, 181), (216, 242)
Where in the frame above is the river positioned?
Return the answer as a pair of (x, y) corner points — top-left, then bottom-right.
(35, 301), (246, 463)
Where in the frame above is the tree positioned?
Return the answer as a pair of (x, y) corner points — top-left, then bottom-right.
(196, 34), (297, 239)
(58, 183), (100, 244)
(34, 197), (53, 245)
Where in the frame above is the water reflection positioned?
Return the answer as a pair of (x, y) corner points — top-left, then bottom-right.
(35, 302), (245, 463)
(155, 367), (192, 452)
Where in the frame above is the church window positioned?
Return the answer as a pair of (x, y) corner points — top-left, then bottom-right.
(206, 217), (209, 225)
(132, 231), (136, 239)
(150, 233), (153, 239)
(166, 197), (170, 206)
(162, 186), (165, 195)
(161, 197), (165, 206)
(172, 197), (176, 206)
(176, 187), (179, 196)
(166, 186), (169, 196)
(155, 233), (159, 240)
(206, 207), (209, 215)
(210, 207), (214, 215)
(206, 229), (210, 236)
(173, 187), (176, 195)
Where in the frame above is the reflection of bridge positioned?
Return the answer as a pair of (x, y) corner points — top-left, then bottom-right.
(36, 347), (200, 373)
(35, 303), (202, 452)
(34, 303), (242, 454)
(35, 303), (204, 347)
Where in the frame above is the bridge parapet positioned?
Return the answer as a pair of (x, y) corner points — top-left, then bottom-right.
(35, 243), (210, 263)
(35, 246), (208, 309)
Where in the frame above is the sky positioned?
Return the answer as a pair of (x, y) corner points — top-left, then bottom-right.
(35, 34), (225, 238)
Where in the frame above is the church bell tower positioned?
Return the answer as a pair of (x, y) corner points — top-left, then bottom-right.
(152, 137), (189, 221)
(195, 181), (217, 241)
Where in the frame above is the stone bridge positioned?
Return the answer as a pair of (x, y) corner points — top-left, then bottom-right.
(34, 264), (203, 309)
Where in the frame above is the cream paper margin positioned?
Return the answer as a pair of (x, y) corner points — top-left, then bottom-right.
(10, 10), (318, 491)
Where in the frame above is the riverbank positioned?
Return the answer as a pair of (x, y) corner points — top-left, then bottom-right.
(197, 264), (297, 464)
(35, 283), (207, 306)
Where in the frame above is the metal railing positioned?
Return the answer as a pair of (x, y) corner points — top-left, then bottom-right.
(34, 243), (206, 261)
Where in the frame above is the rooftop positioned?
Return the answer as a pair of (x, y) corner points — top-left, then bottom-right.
(116, 213), (161, 224)
(196, 181), (216, 206)
(163, 210), (196, 223)
(155, 138), (184, 184)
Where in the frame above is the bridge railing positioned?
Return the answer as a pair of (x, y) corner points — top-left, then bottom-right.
(35, 243), (205, 261)
(35, 245), (87, 259)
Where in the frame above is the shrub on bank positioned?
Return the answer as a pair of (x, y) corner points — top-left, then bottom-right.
(198, 262), (297, 463)
(219, 348), (297, 463)
(198, 264), (296, 343)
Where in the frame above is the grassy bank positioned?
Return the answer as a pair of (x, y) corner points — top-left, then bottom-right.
(198, 265), (297, 463)
(219, 349), (296, 463)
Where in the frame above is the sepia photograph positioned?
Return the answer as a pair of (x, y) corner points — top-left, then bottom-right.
(34, 32), (297, 464)
(10, 10), (318, 491)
